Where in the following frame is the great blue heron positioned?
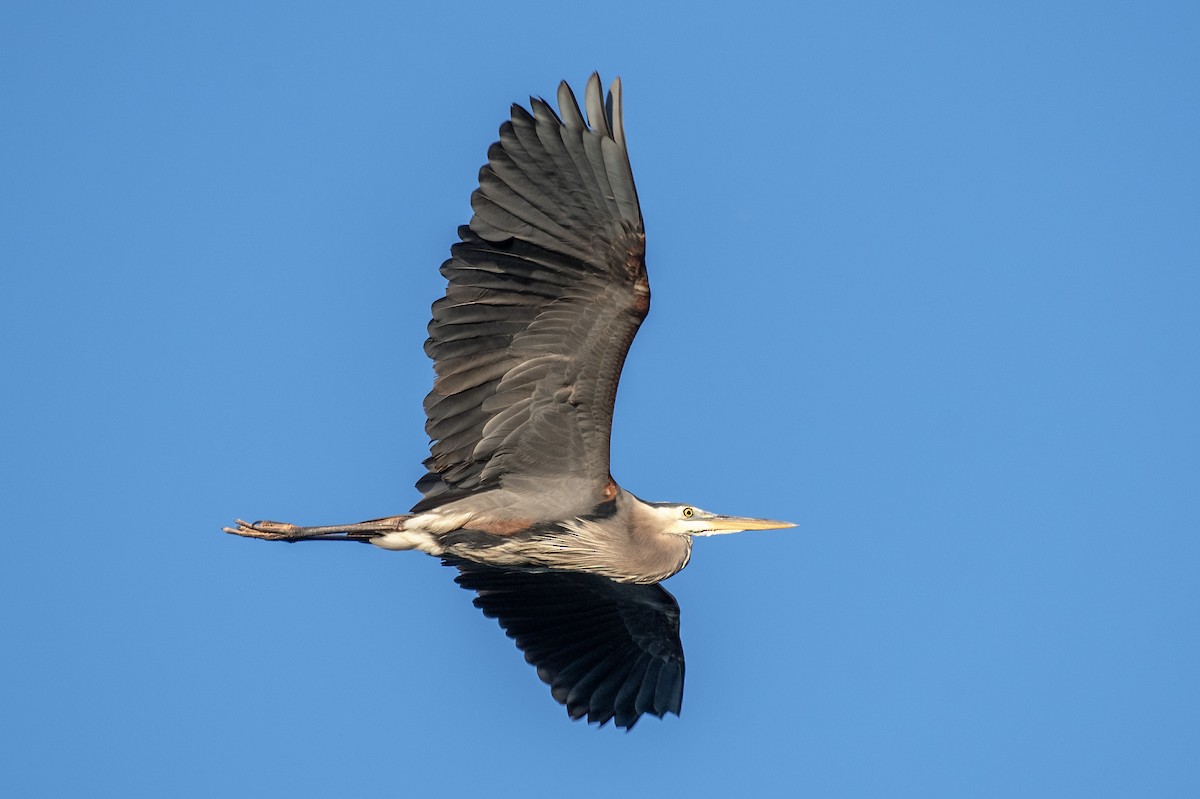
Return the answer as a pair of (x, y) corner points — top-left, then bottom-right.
(226, 74), (794, 729)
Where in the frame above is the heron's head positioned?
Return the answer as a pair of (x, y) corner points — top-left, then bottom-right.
(646, 502), (795, 537)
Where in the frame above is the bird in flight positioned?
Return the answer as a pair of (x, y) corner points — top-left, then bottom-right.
(226, 74), (794, 730)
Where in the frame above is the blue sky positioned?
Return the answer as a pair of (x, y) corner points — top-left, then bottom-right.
(2, 1), (1198, 796)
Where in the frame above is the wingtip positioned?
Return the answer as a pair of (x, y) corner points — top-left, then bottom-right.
(607, 75), (625, 148)
(583, 73), (612, 139)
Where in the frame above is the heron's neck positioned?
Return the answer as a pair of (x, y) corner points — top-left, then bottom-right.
(617, 491), (692, 583)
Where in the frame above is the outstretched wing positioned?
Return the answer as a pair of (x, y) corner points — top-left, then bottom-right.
(416, 74), (648, 513)
(448, 558), (684, 729)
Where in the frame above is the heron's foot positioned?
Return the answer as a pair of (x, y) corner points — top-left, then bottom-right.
(223, 519), (299, 540)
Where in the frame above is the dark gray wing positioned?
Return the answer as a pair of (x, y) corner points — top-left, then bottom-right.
(416, 74), (648, 513)
(448, 559), (684, 730)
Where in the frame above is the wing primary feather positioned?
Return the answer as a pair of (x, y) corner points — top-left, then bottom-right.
(607, 76), (625, 149)
(584, 73), (611, 140)
(556, 81), (586, 129)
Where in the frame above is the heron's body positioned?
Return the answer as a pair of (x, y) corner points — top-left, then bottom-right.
(381, 489), (694, 584)
(227, 75), (793, 729)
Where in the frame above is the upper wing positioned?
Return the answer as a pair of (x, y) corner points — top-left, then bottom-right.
(448, 558), (684, 729)
(415, 74), (648, 513)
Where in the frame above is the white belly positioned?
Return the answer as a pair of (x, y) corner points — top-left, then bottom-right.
(367, 509), (477, 553)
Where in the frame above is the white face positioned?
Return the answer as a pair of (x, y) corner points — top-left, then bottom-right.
(651, 504), (797, 537)
(650, 504), (735, 536)
(669, 504), (710, 535)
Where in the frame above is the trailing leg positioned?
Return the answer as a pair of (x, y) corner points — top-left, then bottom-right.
(223, 515), (412, 543)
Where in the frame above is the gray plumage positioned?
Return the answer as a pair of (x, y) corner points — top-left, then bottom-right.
(227, 74), (793, 730)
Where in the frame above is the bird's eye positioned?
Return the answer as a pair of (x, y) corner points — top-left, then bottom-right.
(682, 507), (694, 518)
